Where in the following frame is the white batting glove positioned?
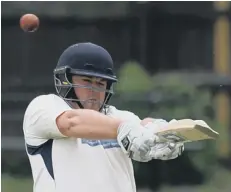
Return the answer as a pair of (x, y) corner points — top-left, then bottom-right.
(117, 121), (161, 162)
(144, 119), (184, 160)
(144, 119), (169, 133)
(150, 142), (184, 160)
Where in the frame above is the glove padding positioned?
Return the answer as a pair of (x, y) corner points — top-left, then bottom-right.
(117, 121), (161, 162)
(117, 120), (184, 162)
(144, 120), (184, 160)
(150, 142), (184, 160)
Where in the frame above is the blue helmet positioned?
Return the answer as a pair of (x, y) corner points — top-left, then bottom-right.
(54, 42), (118, 111)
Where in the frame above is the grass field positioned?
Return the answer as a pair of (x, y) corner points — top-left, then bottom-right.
(2, 166), (231, 192)
(2, 175), (32, 192)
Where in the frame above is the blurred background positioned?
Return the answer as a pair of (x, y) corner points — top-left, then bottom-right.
(1, 1), (231, 192)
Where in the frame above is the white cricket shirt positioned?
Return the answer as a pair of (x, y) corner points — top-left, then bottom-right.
(23, 94), (141, 192)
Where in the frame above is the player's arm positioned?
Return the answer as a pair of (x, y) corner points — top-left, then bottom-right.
(56, 106), (149, 139)
(23, 95), (125, 146)
(57, 110), (169, 140)
(57, 109), (123, 139)
(56, 104), (161, 140)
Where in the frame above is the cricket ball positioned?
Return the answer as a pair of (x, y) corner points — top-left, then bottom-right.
(20, 14), (39, 32)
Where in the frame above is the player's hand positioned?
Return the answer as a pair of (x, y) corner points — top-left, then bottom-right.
(142, 118), (169, 133)
(144, 119), (184, 160)
(117, 121), (161, 162)
(150, 142), (184, 160)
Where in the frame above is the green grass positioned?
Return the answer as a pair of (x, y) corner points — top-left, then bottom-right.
(2, 166), (231, 192)
(2, 175), (33, 192)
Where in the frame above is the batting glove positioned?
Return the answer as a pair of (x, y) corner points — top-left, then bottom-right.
(150, 142), (184, 160)
(144, 119), (184, 160)
(117, 121), (161, 162)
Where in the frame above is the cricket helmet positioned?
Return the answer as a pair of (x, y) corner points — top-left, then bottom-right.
(54, 42), (117, 111)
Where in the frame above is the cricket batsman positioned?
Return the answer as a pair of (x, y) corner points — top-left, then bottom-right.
(23, 42), (184, 192)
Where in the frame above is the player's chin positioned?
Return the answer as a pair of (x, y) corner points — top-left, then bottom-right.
(83, 103), (101, 111)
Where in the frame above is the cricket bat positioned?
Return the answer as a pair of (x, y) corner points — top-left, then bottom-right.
(155, 119), (219, 143)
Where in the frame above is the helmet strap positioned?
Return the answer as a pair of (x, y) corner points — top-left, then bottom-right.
(66, 88), (85, 109)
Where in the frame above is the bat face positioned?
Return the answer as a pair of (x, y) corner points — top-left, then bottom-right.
(156, 119), (219, 143)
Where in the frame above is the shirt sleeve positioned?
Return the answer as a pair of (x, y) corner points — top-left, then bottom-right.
(23, 94), (71, 146)
(108, 105), (141, 123)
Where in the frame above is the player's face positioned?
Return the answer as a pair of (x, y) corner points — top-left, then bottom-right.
(72, 75), (107, 111)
